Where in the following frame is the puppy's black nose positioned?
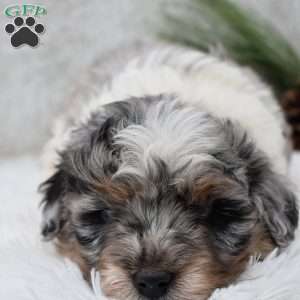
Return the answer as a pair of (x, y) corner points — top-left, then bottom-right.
(134, 271), (173, 298)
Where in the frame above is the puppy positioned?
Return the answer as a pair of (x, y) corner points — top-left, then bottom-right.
(40, 47), (298, 300)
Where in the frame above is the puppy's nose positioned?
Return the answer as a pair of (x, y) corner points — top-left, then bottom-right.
(134, 271), (173, 298)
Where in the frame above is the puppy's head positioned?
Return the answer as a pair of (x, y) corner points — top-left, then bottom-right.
(40, 95), (298, 300)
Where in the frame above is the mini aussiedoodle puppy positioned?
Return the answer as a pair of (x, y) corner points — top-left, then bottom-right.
(40, 46), (298, 300)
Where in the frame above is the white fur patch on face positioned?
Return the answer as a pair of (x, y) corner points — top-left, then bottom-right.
(114, 99), (220, 180)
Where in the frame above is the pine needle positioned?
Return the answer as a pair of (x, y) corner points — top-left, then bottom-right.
(158, 0), (300, 93)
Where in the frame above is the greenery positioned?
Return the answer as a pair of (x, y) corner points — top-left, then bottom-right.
(158, 0), (300, 94)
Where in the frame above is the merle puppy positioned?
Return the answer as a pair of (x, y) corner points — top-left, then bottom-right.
(40, 47), (298, 300)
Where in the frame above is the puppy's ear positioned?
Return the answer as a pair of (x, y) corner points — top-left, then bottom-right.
(61, 115), (124, 184)
(39, 169), (69, 240)
(39, 114), (124, 240)
(252, 171), (298, 248)
(221, 120), (298, 249)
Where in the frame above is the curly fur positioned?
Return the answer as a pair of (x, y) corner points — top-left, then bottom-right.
(40, 46), (298, 300)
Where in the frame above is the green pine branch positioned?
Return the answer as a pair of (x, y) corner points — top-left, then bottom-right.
(158, 0), (300, 94)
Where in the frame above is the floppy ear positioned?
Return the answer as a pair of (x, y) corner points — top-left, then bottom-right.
(39, 169), (69, 240)
(220, 119), (298, 249)
(39, 166), (112, 247)
(39, 113), (125, 240)
(252, 170), (298, 248)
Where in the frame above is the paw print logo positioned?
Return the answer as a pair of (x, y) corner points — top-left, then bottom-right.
(5, 16), (45, 48)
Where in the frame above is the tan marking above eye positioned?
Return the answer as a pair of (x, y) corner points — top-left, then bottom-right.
(191, 174), (236, 203)
(93, 178), (141, 203)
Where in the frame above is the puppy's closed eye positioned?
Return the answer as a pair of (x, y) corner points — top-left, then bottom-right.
(204, 198), (256, 261)
(75, 207), (112, 246)
(79, 208), (111, 227)
(208, 198), (253, 228)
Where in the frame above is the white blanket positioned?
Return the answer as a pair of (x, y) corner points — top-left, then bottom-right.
(0, 155), (300, 300)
